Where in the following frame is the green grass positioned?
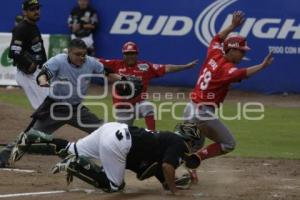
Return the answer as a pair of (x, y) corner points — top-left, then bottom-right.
(0, 91), (299, 159)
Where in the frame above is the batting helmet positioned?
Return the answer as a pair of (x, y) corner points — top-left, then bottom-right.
(223, 34), (250, 53)
(122, 42), (139, 53)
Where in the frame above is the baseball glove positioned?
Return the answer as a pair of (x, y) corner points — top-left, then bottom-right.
(184, 153), (201, 169)
(114, 76), (143, 99)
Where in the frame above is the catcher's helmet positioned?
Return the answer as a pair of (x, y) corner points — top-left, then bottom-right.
(122, 42), (139, 53)
(174, 122), (202, 142)
(223, 34), (250, 53)
(175, 122), (204, 152)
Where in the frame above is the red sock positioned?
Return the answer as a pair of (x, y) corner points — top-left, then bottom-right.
(145, 115), (155, 131)
(196, 143), (223, 160)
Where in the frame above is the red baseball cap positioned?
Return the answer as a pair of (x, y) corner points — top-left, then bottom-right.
(122, 42), (139, 53)
(224, 35), (251, 52)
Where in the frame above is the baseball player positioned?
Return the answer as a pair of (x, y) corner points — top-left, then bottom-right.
(51, 122), (202, 194)
(100, 42), (198, 130)
(183, 11), (274, 182)
(9, 0), (48, 110)
(68, 0), (98, 56)
(0, 39), (117, 167)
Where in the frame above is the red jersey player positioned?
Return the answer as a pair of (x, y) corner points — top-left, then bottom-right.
(100, 42), (198, 130)
(183, 11), (273, 182)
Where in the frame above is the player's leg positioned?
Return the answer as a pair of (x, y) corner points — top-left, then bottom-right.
(114, 107), (135, 126)
(31, 69), (49, 107)
(67, 105), (103, 133)
(14, 105), (101, 161)
(52, 127), (112, 190)
(195, 118), (236, 160)
(9, 101), (71, 163)
(10, 118), (66, 163)
(52, 154), (115, 191)
(98, 123), (132, 191)
(15, 70), (41, 109)
(185, 102), (235, 160)
(182, 101), (208, 183)
(0, 143), (15, 167)
(53, 123), (130, 192)
(16, 69), (48, 110)
(81, 34), (95, 56)
(137, 101), (156, 131)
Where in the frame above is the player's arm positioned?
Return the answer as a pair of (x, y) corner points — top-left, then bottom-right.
(105, 67), (122, 82)
(9, 30), (37, 73)
(82, 10), (98, 30)
(162, 139), (188, 194)
(246, 51), (273, 77)
(162, 162), (177, 194)
(218, 11), (245, 40)
(36, 57), (59, 87)
(98, 58), (122, 82)
(223, 52), (273, 83)
(165, 59), (198, 73)
(107, 73), (122, 82)
(82, 24), (96, 30)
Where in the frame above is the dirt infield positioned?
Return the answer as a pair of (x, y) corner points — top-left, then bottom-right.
(0, 87), (300, 199)
(0, 155), (299, 200)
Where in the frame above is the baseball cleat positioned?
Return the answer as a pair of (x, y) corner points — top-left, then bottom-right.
(51, 155), (75, 174)
(9, 132), (29, 165)
(56, 148), (70, 159)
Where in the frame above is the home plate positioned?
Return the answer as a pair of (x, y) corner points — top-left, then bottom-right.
(0, 168), (36, 173)
(0, 188), (98, 198)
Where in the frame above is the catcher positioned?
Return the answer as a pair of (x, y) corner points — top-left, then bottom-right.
(100, 42), (198, 130)
(49, 122), (202, 194)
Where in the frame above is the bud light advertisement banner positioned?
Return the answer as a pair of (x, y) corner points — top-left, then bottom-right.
(1, 0), (300, 93)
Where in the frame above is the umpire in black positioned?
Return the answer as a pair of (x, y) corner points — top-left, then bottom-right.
(9, 0), (48, 110)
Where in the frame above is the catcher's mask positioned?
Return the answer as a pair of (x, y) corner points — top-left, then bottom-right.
(174, 122), (204, 152)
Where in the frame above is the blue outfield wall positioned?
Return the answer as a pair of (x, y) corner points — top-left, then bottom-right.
(1, 0), (300, 93)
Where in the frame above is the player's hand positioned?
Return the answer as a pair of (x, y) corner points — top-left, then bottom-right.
(261, 51), (274, 68)
(28, 63), (37, 73)
(38, 75), (50, 87)
(231, 11), (245, 28)
(72, 23), (81, 32)
(187, 169), (199, 184)
(185, 59), (198, 68)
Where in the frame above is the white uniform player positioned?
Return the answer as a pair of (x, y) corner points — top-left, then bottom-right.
(67, 122), (132, 189)
(52, 121), (203, 194)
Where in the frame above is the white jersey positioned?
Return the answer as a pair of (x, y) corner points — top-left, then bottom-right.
(68, 122), (132, 189)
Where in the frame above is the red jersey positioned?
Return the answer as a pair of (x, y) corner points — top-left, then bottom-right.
(191, 35), (247, 107)
(100, 58), (166, 105)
